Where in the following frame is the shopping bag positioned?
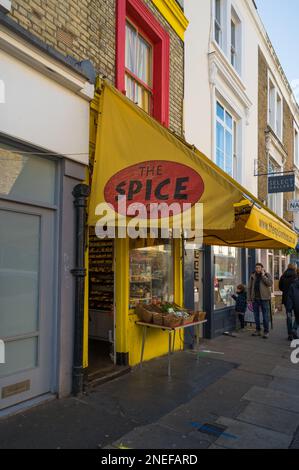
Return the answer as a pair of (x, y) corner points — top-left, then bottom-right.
(244, 302), (263, 324)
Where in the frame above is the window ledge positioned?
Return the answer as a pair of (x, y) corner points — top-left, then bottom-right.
(152, 0), (189, 41)
(209, 42), (252, 112)
(266, 124), (284, 148)
(211, 40), (244, 86)
(265, 127), (288, 163)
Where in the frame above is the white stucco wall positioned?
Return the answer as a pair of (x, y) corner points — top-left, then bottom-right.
(184, 0), (262, 197)
(0, 50), (90, 165)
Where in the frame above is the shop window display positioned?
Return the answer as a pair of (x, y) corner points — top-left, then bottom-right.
(129, 238), (174, 309)
(214, 246), (241, 309)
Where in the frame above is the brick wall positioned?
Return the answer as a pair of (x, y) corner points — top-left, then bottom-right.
(283, 98), (295, 223)
(257, 47), (268, 203)
(258, 47), (294, 222)
(8, 0), (184, 136)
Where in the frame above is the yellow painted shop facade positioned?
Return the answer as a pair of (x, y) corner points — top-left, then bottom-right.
(83, 81), (297, 377)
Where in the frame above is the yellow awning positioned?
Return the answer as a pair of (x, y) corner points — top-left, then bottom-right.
(88, 81), (297, 250)
(204, 200), (297, 249)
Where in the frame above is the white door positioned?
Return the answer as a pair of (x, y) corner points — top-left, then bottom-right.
(0, 201), (55, 410)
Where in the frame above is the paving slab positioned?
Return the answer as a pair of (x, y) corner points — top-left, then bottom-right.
(269, 377), (299, 396)
(242, 386), (299, 413)
(237, 402), (299, 435)
(214, 417), (292, 449)
(237, 363), (277, 375)
(290, 427), (299, 449)
(110, 423), (211, 450)
(222, 369), (272, 388)
(271, 365), (299, 381)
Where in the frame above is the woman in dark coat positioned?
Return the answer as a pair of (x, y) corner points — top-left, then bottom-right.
(281, 264), (298, 340)
(279, 264), (297, 306)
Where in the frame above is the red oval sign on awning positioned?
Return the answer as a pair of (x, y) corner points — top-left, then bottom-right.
(104, 160), (205, 217)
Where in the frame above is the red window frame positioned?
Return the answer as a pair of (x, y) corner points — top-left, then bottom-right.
(116, 0), (170, 127)
(125, 18), (154, 115)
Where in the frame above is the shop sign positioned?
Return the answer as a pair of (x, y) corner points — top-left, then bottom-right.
(104, 160), (205, 216)
(268, 174), (295, 194)
(288, 200), (299, 212)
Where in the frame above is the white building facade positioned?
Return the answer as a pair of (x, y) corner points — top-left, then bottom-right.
(184, 0), (299, 335)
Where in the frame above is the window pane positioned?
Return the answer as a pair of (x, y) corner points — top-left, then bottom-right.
(214, 246), (242, 310)
(215, 22), (221, 45)
(216, 102), (225, 120)
(137, 36), (151, 85)
(225, 130), (233, 175)
(216, 122), (225, 169)
(125, 74), (135, 102)
(0, 337), (38, 378)
(0, 145), (56, 205)
(231, 21), (236, 47)
(215, 0), (221, 22)
(0, 210), (40, 338)
(216, 121), (224, 149)
(269, 82), (276, 130)
(129, 239), (174, 309)
(225, 111), (233, 129)
(125, 22), (137, 74)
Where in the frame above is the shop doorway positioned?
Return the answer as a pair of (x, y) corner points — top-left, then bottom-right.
(88, 231), (116, 381)
(0, 201), (55, 411)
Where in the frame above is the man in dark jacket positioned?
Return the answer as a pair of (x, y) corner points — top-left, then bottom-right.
(279, 264), (297, 340)
(285, 277), (299, 340)
(248, 263), (273, 339)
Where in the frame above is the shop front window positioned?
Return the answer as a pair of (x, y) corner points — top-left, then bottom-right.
(129, 238), (174, 310)
(214, 246), (242, 309)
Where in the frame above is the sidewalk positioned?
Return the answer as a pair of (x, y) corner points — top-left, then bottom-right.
(0, 314), (298, 449)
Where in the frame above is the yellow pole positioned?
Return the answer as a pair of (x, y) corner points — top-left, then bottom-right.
(115, 237), (130, 359)
(174, 238), (183, 307)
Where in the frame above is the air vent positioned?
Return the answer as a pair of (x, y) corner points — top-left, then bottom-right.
(57, 28), (74, 48)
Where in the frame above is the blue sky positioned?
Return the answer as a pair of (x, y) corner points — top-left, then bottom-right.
(255, 0), (299, 97)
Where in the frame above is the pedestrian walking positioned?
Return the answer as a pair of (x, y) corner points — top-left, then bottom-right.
(231, 284), (247, 331)
(279, 263), (297, 341)
(248, 263), (273, 339)
(285, 269), (299, 340)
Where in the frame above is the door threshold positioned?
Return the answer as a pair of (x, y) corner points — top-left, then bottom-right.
(86, 365), (131, 390)
(0, 393), (56, 420)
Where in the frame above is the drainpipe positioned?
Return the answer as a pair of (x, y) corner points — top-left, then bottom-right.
(71, 183), (90, 396)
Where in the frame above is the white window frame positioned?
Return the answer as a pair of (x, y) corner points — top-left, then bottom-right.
(267, 73), (283, 142)
(212, 1), (243, 78)
(230, 7), (242, 75)
(215, 100), (237, 178)
(214, 0), (223, 48)
(267, 157), (283, 217)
